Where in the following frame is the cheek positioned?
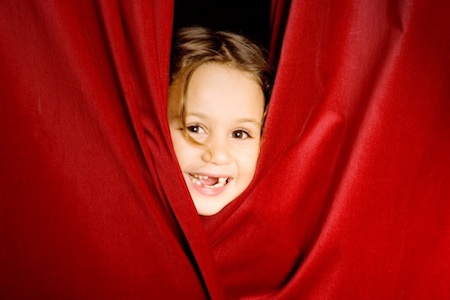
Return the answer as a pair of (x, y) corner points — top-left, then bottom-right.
(170, 130), (200, 168)
(237, 144), (260, 177)
(170, 130), (188, 161)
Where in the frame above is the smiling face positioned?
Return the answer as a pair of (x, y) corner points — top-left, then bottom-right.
(168, 63), (265, 216)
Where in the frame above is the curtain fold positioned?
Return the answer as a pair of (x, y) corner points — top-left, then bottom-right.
(0, 1), (215, 298)
(1, 0), (449, 299)
(205, 0), (450, 298)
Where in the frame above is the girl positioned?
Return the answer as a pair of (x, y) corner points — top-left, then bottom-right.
(167, 26), (273, 216)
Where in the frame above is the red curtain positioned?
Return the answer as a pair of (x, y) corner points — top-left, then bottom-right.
(1, 1), (449, 299)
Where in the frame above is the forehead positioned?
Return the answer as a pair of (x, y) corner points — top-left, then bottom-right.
(185, 63), (265, 114)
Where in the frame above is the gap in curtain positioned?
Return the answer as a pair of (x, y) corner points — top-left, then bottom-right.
(173, 0), (271, 51)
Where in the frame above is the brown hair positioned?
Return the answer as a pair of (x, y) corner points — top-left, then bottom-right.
(169, 26), (274, 132)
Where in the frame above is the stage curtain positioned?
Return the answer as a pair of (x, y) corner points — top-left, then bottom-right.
(203, 0), (450, 298)
(1, 0), (449, 299)
(0, 1), (219, 298)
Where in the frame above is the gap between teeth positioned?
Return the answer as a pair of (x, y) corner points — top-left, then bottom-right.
(190, 174), (228, 189)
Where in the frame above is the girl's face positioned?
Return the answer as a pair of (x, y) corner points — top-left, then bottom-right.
(168, 63), (265, 216)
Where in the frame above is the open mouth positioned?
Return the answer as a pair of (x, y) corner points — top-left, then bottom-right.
(189, 173), (230, 189)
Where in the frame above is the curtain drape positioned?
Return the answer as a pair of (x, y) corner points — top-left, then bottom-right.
(1, 0), (449, 299)
(207, 0), (450, 298)
(0, 1), (217, 298)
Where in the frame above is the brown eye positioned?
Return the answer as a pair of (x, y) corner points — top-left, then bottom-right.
(232, 130), (250, 139)
(186, 125), (204, 134)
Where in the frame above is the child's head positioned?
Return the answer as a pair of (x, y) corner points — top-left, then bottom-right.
(167, 26), (273, 216)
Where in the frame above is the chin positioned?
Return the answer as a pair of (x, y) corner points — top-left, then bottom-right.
(193, 196), (233, 216)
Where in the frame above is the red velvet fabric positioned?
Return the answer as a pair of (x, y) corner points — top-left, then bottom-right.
(1, 0), (449, 299)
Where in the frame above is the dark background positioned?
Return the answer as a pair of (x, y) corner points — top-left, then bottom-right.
(173, 0), (271, 51)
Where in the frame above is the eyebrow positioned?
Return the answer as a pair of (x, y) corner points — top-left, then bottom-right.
(236, 118), (262, 127)
(185, 112), (209, 119)
(186, 112), (262, 127)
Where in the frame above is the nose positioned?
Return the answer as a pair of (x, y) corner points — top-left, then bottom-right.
(201, 135), (232, 165)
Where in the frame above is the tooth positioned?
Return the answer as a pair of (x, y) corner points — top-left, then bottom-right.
(189, 174), (229, 189)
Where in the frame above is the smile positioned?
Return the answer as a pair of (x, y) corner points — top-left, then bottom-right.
(189, 173), (230, 189)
